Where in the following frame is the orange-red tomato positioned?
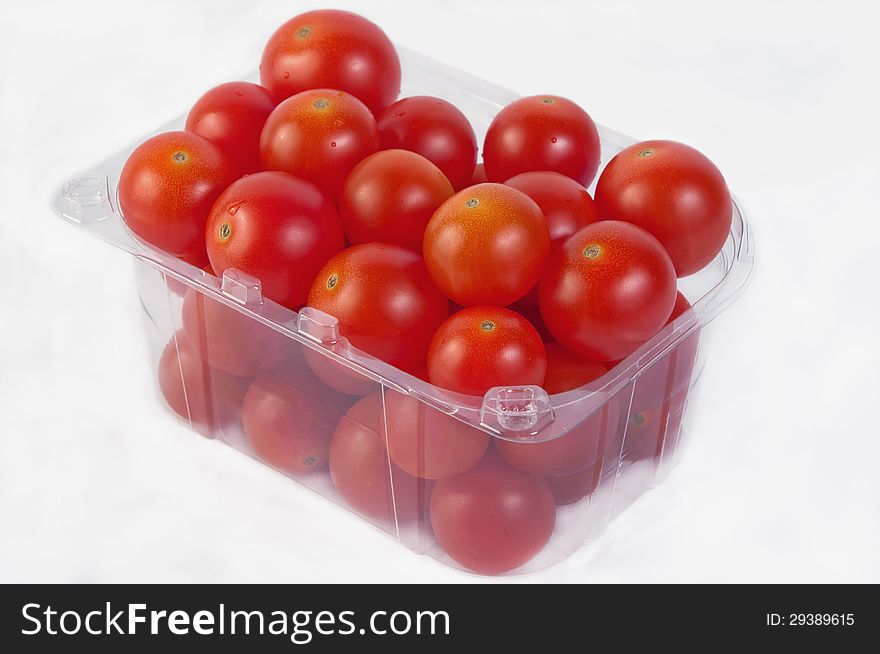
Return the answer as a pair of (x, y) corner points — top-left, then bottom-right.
(423, 183), (551, 307)
(260, 89), (379, 199)
(119, 131), (235, 266)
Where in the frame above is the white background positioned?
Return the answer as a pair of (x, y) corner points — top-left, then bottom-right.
(1, 0), (878, 583)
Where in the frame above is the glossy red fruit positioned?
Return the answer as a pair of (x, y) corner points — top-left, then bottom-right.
(329, 394), (428, 524)
(260, 89), (379, 198)
(377, 96), (478, 190)
(541, 342), (608, 395)
(339, 149), (454, 252)
(427, 306), (547, 396)
(260, 9), (400, 113)
(594, 140), (732, 277)
(185, 82), (276, 175)
(483, 95), (601, 187)
(119, 131), (235, 266)
(384, 391), (489, 480)
(430, 451), (556, 574)
(205, 171), (344, 309)
(539, 221), (677, 361)
(548, 463), (602, 505)
(504, 171), (598, 242)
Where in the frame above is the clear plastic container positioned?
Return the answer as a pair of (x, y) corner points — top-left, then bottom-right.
(52, 47), (754, 575)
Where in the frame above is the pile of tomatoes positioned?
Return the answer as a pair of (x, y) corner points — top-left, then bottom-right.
(120, 10), (731, 574)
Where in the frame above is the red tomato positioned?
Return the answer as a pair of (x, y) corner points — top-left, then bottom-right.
(242, 373), (340, 477)
(181, 289), (289, 377)
(339, 149), (454, 252)
(185, 82), (276, 175)
(330, 394), (428, 524)
(307, 244), (449, 373)
(260, 9), (400, 113)
(430, 451), (556, 574)
(205, 171), (344, 309)
(495, 343), (614, 477)
(384, 391), (489, 480)
(157, 331), (249, 437)
(470, 163), (488, 185)
(594, 140), (732, 277)
(423, 183), (551, 306)
(427, 306), (547, 396)
(548, 463), (601, 505)
(504, 171), (598, 242)
(539, 221), (677, 361)
(119, 131), (235, 266)
(303, 347), (378, 397)
(377, 96), (478, 190)
(483, 95), (601, 187)
(260, 89), (379, 198)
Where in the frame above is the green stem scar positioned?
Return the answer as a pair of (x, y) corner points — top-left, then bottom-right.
(481, 320), (496, 332)
(466, 198), (479, 208)
(583, 245), (601, 259)
(219, 223), (231, 242)
(327, 273), (339, 290)
(638, 148), (655, 158)
(313, 98), (329, 110)
(172, 151), (187, 163)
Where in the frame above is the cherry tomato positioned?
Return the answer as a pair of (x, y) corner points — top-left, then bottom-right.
(330, 394), (428, 525)
(548, 463), (601, 505)
(495, 343), (614, 477)
(430, 451), (556, 574)
(181, 289), (289, 377)
(260, 9), (400, 113)
(303, 347), (378, 397)
(423, 183), (551, 306)
(539, 221), (677, 361)
(483, 95), (601, 186)
(157, 331), (249, 437)
(427, 306), (547, 396)
(504, 171), (598, 242)
(205, 171), (344, 309)
(470, 163), (488, 185)
(384, 391), (489, 480)
(119, 131), (235, 266)
(377, 96), (478, 190)
(339, 149), (454, 252)
(594, 140), (732, 277)
(185, 82), (276, 175)
(260, 89), (379, 198)
(308, 244), (449, 373)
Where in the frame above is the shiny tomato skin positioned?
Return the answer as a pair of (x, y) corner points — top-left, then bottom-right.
(377, 96), (478, 190)
(423, 183), (551, 307)
(259, 9), (400, 113)
(339, 149), (454, 252)
(307, 244), (449, 373)
(303, 347), (378, 397)
(539, 221), (677, 362)
(495, 343), (614, 477)
(427, 306), (547, 396)
(548, 463), (601, 505)
(260, 89), (379, 199)
(504, 171), (598, 242)
(430, 451), (556, 574)
(384, 391), (489, 480)
(483, 95), (601, 186)
(330, 394), (428, 524)
(594, 140), (732, 277)
(205, 171), (344, 309)
(119, 131), (235, 266)
(185, 82), (276, 175)
(157, 331), (249, 437)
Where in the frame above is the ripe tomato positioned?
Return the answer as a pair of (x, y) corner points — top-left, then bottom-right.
(242, 373), (340, 477)
(594, 140), (732, 277)
(339, 149), (454, 252)
(504, 171), (598, 242)
(423, 183), (551, 306)
(307, 244), (449, 373)
(185, 82), (276, 175)
(427, 306), (547, 396)
(548, 463), (602, 505)
(483, 95), (601, 186)
(539, 221), (677, 361)
(260, 9), (400, 113)
(377, 96), (478, 190)
(119, 131), (235, 266)
(303, 347), (378, 397)
(181, 289), (289, 377)
(430, 451), (556, 574)
(495, 343), (614, 477)
(205, 171), (344, 309)
(260, 89), (379, 198)
(330, 394), (429, 525)
(383, 391), (489, 480)
(157, 331), (249, 437)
